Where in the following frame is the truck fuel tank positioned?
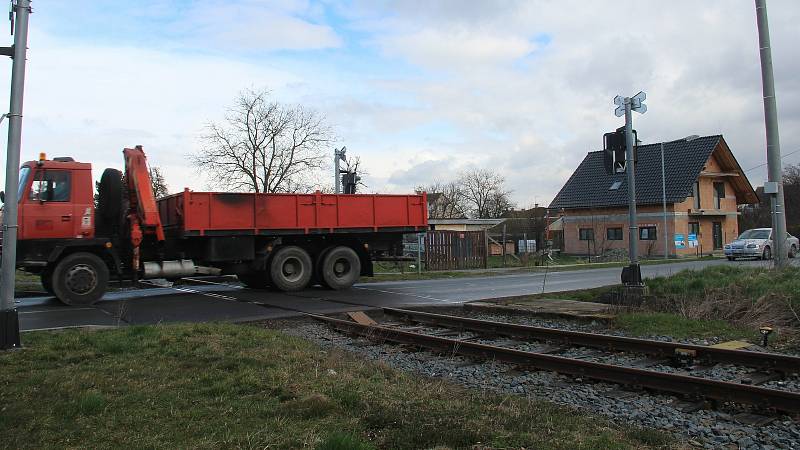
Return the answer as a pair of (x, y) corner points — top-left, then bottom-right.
(142, 259), (221, 279)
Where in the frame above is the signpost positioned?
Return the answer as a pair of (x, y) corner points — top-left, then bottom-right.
(613, 92), (647, 286)
(334, 146), (346, 194)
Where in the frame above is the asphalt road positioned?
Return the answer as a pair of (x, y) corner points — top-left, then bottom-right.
(15, 258), (781, 331)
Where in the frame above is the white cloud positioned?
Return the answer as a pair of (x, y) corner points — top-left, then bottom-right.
(0, 30), (301, 191)
(176, 1), (342, 51)
(1, 0), (798, 209)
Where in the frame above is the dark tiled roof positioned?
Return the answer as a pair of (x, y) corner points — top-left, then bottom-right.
(549, 135), (722, 210)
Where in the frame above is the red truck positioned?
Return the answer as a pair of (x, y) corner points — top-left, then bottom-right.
(3, 147), (428, 305)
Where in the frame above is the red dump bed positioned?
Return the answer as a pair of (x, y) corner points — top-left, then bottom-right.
(158, 190), (428, 236)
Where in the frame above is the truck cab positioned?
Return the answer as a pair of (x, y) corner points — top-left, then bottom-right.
(16, 155), (95, 242)
(5, 154), (118, 305)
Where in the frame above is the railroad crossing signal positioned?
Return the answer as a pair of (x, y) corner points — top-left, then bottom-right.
(613, 95), (625, 117)
(631, 91), (647, 114)
(611, 91), (647, 286)
(604, 126), (638, 174)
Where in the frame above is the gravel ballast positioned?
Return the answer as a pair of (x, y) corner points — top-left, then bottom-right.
(280, 317), (800, 450)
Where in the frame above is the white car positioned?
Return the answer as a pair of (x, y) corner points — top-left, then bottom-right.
(724, 228), (799, 260)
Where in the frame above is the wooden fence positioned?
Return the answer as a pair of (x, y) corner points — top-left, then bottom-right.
(425, 230), (487, 270)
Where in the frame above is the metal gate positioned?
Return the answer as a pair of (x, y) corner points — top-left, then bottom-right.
(425, 230), (487, 271)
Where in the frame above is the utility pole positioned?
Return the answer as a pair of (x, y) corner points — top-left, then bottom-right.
(1, 0), (31, 349)
(661, 142), (668, 260)
(755, 0), (788, 268)
(614, 92), (646, 286)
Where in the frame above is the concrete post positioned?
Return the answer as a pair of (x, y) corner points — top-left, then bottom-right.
(755, 0), (788, 268)
(1, 0), (31, 349)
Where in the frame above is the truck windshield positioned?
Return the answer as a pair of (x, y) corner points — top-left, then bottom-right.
(16, 166), (30, 201)
(738, 229), (770, 240)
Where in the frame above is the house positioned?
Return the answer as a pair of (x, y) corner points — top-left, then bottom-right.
(548, 135), (758, 257)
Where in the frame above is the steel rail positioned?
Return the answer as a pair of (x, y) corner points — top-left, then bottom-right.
(310, 313), (800, 414)
(382, 308), (800, 373)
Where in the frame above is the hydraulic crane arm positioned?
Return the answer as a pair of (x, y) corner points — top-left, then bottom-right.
(123, 146), (165, 246)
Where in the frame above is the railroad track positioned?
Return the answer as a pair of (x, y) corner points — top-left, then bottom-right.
(310, 307), (800, 414)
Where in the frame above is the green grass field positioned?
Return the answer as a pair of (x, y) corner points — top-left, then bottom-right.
(1, 323), (675, 449)
(645, 264), (800, 305)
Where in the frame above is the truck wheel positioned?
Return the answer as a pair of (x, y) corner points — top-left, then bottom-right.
(315, 247), (333, 288)
(52, 252), (109, 306)
(40, 269), (55, 295)
(320, 246), (361, 290)
(238, 272), (272, 289)
(762, 246), (772, 260)
(269, 246), (312, 291)
(790, 245), (797, 259)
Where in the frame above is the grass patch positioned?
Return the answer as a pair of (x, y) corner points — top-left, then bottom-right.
(1, 323), (675, 449)
(615, 312), (753, 341)
(644, 266), (800, 338)
(646, 265), (800, 305)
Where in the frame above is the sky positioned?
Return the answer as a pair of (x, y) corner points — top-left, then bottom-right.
(0, 0), (798, 208)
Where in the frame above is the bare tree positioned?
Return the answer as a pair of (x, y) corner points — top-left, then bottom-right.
(192, 89), (332, 193)
(416, 180), (467, 219)
(148, 166), (169, 199)
(783, 164), (800, 237)
(458, 168), (514, 219)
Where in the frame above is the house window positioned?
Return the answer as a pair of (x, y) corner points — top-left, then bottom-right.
(579, 228), (594, 241)
(639, 226), (657, 241)
(713, 182), (725, 209)
(692, 181), (700, 209)
(689, 222), (700, 236)
(606, 227), (623, 241)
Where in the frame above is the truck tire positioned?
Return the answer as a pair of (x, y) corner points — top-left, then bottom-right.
(762, 246), (772, 260)
(238, 271), (272, 289)
(315, 247), (333, 288)
(96, 168), (124, 237)
(51, 252), (109, 306)
(269, 246), (312, 292)
(320, 246), (361, 290)
(790, 245), (797, 259)
(40, 268), (55, 295)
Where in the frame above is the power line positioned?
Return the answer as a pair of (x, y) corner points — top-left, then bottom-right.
(744, 148), (800, 173)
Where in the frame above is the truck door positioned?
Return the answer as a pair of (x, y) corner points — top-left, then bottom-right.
(21, 169), (76, 239)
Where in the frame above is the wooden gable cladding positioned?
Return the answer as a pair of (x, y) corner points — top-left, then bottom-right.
(710, 137), (759, 205)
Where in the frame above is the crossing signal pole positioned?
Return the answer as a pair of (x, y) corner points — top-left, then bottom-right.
(613, 92), (647, 286)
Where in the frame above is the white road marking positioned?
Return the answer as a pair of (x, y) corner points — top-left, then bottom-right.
(18, 307), (96, 315)
(182, 277), (245, 289)
(21, 324), (117, 332)
(172, 286), (238, 301)
(353, 285), (458, 304)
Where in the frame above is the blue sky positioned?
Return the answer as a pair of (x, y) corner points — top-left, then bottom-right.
(1, 0), (799, 207)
